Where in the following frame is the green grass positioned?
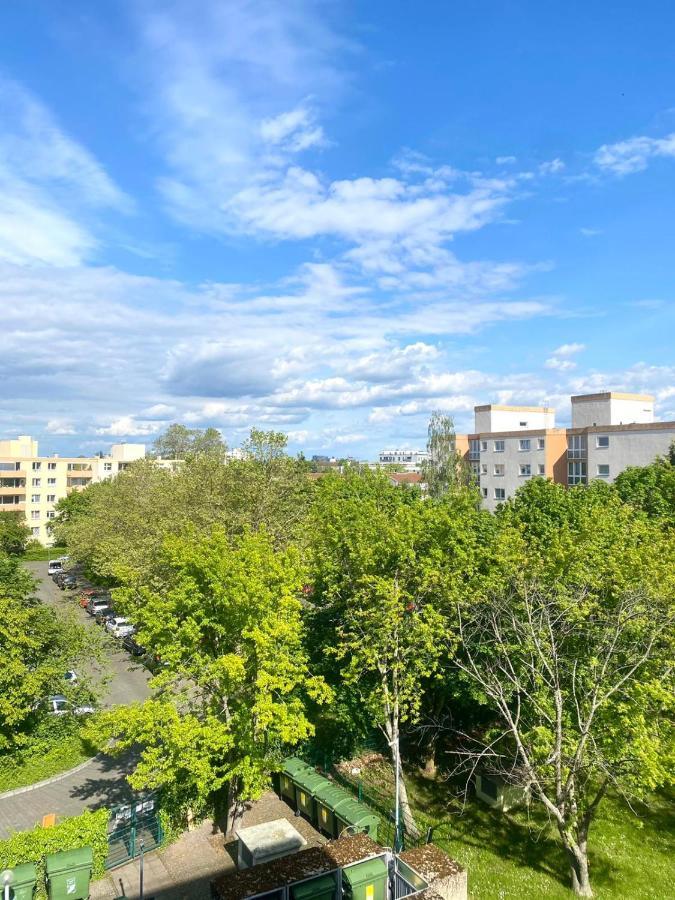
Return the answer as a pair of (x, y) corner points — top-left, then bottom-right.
(344, 757), (675, 899)
(21, 544), (68, 561)
(0, 724), (96, 793)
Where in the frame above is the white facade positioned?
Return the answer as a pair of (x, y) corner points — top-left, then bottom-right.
(378, 448), (428, 471)
(474, 405), (555, 433)
(571, 392), (654, 428)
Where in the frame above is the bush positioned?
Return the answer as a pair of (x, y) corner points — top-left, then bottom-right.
(0, 808), (109, 898)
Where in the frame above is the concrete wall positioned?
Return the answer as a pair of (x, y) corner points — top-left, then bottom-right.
(474, 406), (555, 433)
(571, 394), (654, 428)
(586, 426), (675, 483)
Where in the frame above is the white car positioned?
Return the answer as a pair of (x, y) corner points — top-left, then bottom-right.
(44, 694), (95, 716)
(47, 560), (63, 575)
(105, 616), (135, 638)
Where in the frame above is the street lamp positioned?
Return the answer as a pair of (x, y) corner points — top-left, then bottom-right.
(2, 869), (12, 900)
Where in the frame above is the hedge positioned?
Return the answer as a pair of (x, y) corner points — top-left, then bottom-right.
(0, 808), (109, 898)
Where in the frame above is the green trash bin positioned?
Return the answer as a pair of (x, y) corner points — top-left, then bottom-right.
(313, 783), (353, 838)
(293, 770), (328, 822)
(280, 757), (311, 804)
(4, 862), (37, 900)
(291, 873), (336, 900)
(334, 799), (380, 840)
(45, 847), (93, 900)
(342, 857), (388, 900)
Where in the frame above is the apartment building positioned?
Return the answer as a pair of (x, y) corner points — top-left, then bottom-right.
(459, 392), (675, 512)
(378, 448), (429, 471)
(0, 436), (152, 545)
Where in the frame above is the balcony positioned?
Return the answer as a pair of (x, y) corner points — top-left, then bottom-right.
(0, 482), (26, 492)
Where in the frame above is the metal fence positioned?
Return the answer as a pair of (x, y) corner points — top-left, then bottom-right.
(106, 793), (163, 870)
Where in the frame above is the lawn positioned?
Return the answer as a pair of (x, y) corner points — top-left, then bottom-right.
(0, 720), (96, 793)
(21, 544), (68, 561)
(340, 756), (675, 899)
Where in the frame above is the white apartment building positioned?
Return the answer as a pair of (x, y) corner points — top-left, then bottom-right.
(0, 436), (154, 545)
(460, 393), (675, 512)
(378, 448), (429, 471)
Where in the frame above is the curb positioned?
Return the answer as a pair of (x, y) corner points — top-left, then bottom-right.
(0, 756), (97, 800)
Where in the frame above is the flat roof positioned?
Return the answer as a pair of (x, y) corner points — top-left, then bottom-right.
(571, 392), (654, 403)
(474, 405), (555, 413)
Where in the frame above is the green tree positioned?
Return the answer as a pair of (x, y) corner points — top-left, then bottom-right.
(88, 528), (330, 832)
(614, 454), (675, 527)
(421, 411), (467, 498)
(48, 488), (94, 546)
(153, 423), (226, 459)
(0, 511), (31, 555)
(309, 469), (497, 835)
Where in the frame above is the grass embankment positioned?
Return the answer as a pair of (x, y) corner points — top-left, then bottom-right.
(346, 756), (675, 899)
(21, 544), (68, 561)
(0, 721), (96, 793)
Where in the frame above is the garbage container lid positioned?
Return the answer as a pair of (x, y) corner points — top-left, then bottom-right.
(6, 862), (37, 885)
(291, 873), (336, 900)
(45, 847), (94, 875)
(342, 857), (387, 887)
(335, 800), (377, 825)
(314, 783), (351, 806)
(282, 758), (312, 777)
(294, 770), (328, 794)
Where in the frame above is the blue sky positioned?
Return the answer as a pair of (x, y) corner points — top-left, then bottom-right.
(1, 0), (674, 457)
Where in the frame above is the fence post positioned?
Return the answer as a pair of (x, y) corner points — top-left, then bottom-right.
(358, 780), (363, 803)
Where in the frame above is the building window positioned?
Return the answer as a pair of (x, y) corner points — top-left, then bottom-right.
(480, 464), (488, 475)
(596, 435), (609, 448)
(597, 464), (610, 477)
(494, 440), (505, 452)
(537, 437), (545, 450)
(46, 510), (56, 519)
(47, 494), (56, 502)
(519, 464), (531, 477)
(48, 462), (57, 470)
(519, 421), (527, 427)
(104, 462), (113, 471)
(493, 464), (505, 477)
(568, 461), (587, 486)
(32, 478), (41, 487)
(519, 439), (531, 451)
(480, 441), (488, 452)
(538, 464), (546, 475)
(31, 511), (39, 520)
(482, 487), (488, 498)
(494, 488), (506, 501)
(31, 494), (40, 503)
(32, 527), (40, 537)
(568, 435), (586, 459)
(48, 477), (56, 485)
(32, 462), (41, 470)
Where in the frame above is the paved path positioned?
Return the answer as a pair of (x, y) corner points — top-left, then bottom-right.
(0, 562), (151, 838)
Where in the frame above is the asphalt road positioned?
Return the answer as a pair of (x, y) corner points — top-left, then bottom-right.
(0, 562), (152, 837)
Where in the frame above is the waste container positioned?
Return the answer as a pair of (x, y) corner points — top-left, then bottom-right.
(45, 847), (93, 900)
(280, 758), (311, 804)
(313, 783), (353, 837)
(293, 770), (328, 822)
(334, 800), (380, 841)
(291, 873), (336, 900)
(342, 857), (387, 900)
(4, 862), (37, 900)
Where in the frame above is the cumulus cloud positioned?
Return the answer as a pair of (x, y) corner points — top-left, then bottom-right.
(96, 416), (161, 437)
(545, 343), (585, 371)
(45, 419), (76, 435)
(595, 132), (675, 176)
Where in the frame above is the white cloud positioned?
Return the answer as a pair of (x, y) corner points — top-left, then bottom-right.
(595, 132), (675, 176)
(552, 343), (585, 357)
(96, 416), (161, 437)
(544, 357), (576, 371)
(45, 419), (76, 435)
(545, 342), (585, 371)
(260, 106), (326, 151)
(579, 227), (602, 237)
(496, 156), (516, 165)
(539, 158), (565, 175)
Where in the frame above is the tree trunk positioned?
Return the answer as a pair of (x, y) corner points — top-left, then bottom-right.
(421, 735), (438, 780)
(561, 831), (593, 897)
(398, 769), (420, 838)
(225, 777), (245, 836)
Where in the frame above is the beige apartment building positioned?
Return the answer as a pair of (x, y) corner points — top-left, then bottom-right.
(0, 436), (151, 545)
(459, 392), (675, 512)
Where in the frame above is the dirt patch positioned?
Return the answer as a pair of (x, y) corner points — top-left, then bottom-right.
(400, 844), (464, 880)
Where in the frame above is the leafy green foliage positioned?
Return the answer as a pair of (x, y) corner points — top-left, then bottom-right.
(0, 716), (96, 791)
(614, 453), (675, 527)
(152, 423), (226, 459)
(421, 410), (470, 498)
(0, 510), (31, 555)
(87, 528), (331, 827)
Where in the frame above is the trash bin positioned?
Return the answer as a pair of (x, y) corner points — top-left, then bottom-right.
(4, 862), (37, 900)
(291, 873), (336, 900)
(45, 847), (93, 900)
(280, 758), (312, 804)
(342, 857), (387, 900)
(334, 799), (380, 840)
(313, 783), (353, 838)
(293, 770), (328, 822)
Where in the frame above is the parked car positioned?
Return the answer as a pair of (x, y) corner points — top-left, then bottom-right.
(64, 670), (78, 685)
(122, 635), (146, 656)
(47, 560), (64, 575)
(60, 575), (78, 590)
(87, 597), (110, 617)
(95, 607), (115, 626)
(106, 617), (135, 638)
(43, 694), (95, 716)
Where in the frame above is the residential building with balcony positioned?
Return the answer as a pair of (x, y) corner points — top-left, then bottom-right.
(458, 393), (675, 512)
(378, 448), (429, 471)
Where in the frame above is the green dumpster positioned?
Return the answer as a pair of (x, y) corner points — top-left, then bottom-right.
(334, 799), (380, 840)
(45, 847), (93, 900)
(4, 862), (37, 900)
(342, 857), (388, 900)
(291, 873), (336, 900)
(313, 783), (353, 837)
(280, 757), (311, 803)
(293, 770), (328, 821)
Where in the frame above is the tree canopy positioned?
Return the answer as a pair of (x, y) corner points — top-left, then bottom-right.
(0, 511), (31, 555)
(152, 423), (226, 459)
